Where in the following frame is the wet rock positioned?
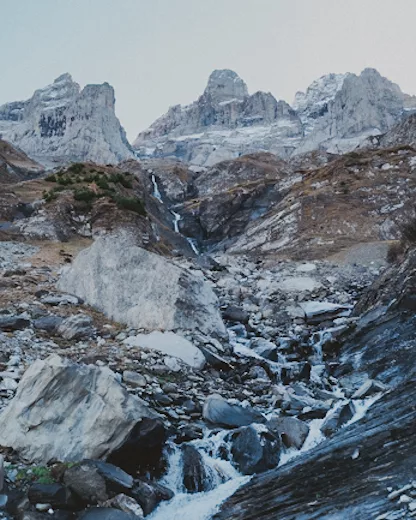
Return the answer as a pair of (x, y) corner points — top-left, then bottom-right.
(102, 494), (144, 519)
(63, 462), (108, 503)
(267, 416), (310, 449)
(131, 479), (173, 515)
(249, 338), (278, 361)
(300, 301), (352, 325)
(182, 445), (212, 493)
(0, 355), (157, 463)
(57, 314), (95, 340)
(352, 379), (387, 399)
(33, 316), (64, 333)
(78, 508), (139, 520)
(174, 425), (204, 444)
(108, 418), (166, 477)
(198, 345), (233, 370)
(320, 401), (355, 437)
(203, 394), (266, 428)
(0, 315), (30, 331)
(28, 483), (78, 510)
(230, 425), (281, 475)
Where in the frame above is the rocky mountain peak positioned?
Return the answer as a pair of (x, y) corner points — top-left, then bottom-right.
(0, 74), (133, 166)
(203, 69), (249, 102)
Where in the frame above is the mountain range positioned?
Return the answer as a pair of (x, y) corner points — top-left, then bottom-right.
(1, 67), (416, 167)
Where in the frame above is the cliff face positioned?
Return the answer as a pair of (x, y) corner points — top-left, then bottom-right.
(0, 74), (133, 166)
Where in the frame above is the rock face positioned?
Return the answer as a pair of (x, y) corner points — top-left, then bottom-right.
(134, 67), (414, 166)
(0, 73), (133, 166)
(0, 354), (157, 463)
(297, 68), (406, 154)
(133, 69), (303, 166)
(0, 139), (43, 183)
(293, 72), (350, 134)
(58, 232), (226, 337)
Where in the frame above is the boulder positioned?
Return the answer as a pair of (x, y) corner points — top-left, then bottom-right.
(267, 416), (309, 450)
(57, 314), (95, 340)
(203, 394), (265, 428)
(0, 355), (158, 464)
(230, 425), (281, 475)
(182, 445), (212, 493)
(102, 494), (144, 519)
(108, 418), (166, 477)
(28, 483), (78, 510)
(222, 305), (249, 324)
(78, 508), (140, 520)
(33, 315), (64, 333)
(299, 301), (352, 325)
(131, 479), (173, 516)
(124, 332), (205, 370)
(0, 314), (30, 331)
(320, 401), (355, 437)
(58, 233), (226, 338)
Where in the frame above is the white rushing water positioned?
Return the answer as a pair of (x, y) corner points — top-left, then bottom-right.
(147, 323), (384, 520)
(171, 209), (200, 255)
(151, 174), (163, 203)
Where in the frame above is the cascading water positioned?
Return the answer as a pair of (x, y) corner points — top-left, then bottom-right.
(171, 209), (200, 255)
(151, 174), (163, 203)
(147, 323), (383, 519)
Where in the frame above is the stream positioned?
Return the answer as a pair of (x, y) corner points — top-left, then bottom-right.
(147, 326), (382, 520)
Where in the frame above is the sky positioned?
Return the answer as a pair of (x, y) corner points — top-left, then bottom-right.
(2, 0), (416, 140)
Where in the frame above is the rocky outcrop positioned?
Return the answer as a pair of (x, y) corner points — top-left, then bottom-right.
(58, 232), (226, 337)
(133, 69), (303, 166)
(297, 68), (407, 154)
(0, 139), (43, 183)
(293, 72), (350, 133)
(0, 73), (133, 166)
(0, 355), (157, 463)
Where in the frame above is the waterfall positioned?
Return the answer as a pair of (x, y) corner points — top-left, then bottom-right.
(171, 210), (200, 255)
(151, 174), (163, 203)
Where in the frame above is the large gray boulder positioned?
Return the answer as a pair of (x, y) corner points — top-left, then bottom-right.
(58, 232), (226, 338)
(203, 394), (265, 428)
(0, 355), (157, 463)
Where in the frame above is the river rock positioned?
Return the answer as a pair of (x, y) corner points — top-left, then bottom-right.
(102, 494), (144, 519)
(267, 416), (310, 450)
(222, 305), (249, 324)
(131, 479), (173, 516)
(230, 425), (281, 475)
(182, 445), (212, 493)
(203, 394), (265, 428)
(58, 232), (226, 338)
(320, 401), (355, 437)
(78, 508), (140, 520)
(124, 331), (205, 370)
(108, 418), (166, 476)
(0, 355), (157, 463)
(28, 483), (77, 510)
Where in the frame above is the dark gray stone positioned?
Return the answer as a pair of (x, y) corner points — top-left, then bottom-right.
(203, 394), (265, 428)
(267, 416), (310, 449)
(0, 315), (30, 331)
(33, 316), (64, 333)
(230, 425), (280, 475)
(182, 445), (212, 493)
(131, 479), (173, 515)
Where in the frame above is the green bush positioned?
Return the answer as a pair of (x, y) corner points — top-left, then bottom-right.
(73, 189), (96, 203)
(45, 174), (57, 182)
(115, 196), (146, 215)
(68, 163), (85, 175)
(96, 178), (110, 190)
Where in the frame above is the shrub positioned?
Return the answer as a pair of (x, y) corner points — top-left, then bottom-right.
(73, 189), (96, 203)
(399, 215), (416, 244)
(67, 163), (85, 175)
(45, 174), (57, 182)
(115, 196), (146, 216)
(96, 178), (110, 190)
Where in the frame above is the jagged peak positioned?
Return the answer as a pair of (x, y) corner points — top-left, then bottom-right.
(203, 69), (248, 102)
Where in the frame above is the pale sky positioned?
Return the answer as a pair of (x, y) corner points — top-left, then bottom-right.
(2, 0), (416, 140)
